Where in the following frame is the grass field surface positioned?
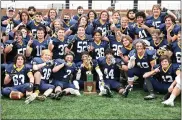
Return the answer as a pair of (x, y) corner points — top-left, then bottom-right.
(1, 89), (181, 119)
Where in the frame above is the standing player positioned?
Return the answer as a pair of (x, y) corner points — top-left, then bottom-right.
(72, 6), (84, 21)
(48, 28), (68, 59)
(88, 30), (109, 60)
(26, 27), (50, 59)
(66, 25), (92, 63)
(4, 30), (27, 63)
(2, 54), (34, 100)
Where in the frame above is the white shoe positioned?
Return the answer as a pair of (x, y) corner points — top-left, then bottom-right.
(70, 89), (81, 96)
(99, 90), (106, 96)
(162, 99), (174, 107)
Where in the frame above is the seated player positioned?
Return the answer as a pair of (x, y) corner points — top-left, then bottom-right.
(25, 49), (55, 103)
(2, 54), (34, 100)
(123, 39), (156, 97)
(74, 51), (109, 96)
(50, 51), (80, 100)
(143, 55), (180, 100)
(162, 73), (181, 106)
(97, 49), (128, 97)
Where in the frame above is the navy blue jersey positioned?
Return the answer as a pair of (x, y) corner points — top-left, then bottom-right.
(132, 21), (154, 41)
(171, 41), (181, 65)
(154, 64), (179, 83)
(62, 19), (77, 31)
(76, 60), (99, 81)
(5, 40), (27, 63)
(5, 64), (32, 86)
(129, 49), (156, 71)
(69, 23), (94, 36)
(72, 14), (81, 21)
(27, 21), (47, 39)
(93, 19), (111, 37)
(32, 57), (53, 81)
(89, 40), (109, 59)
(97, 57), (121, 81)
(120, 45), (134, 56)
(51, 37), (68, 59)
(30, 39), (49, 57)
(159, 24), (180, 40)
(146, 12), (167, 29)
(108, 35), (123, 58)
(67, 34), (92, 62)
(150, 39), (168, 50)
(52, 59), (77, 82)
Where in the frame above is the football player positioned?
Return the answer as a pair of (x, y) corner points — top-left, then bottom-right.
(171, 28), (181, 66)
(25, 49), (55, 103)
(50, 51), (80, 100)
(74, 51), (108, 96)
(87, 10), (97, 26)
(132, 11), (155, 41)
(143, 55), (180, 100)
(97, 49), (127, 96)
(88, 30), (109, 60)
(4, 30), (27, 64)
(72, 6), (84, 21)
(26, 27), (50, 59)
(146, 4), (177, 29)
(159, 15), (180, 43)
(93, 10), (111, 39)
(48, 28), (68, 59)
(162, 72), (181, 106)
(27, 6), (36, 20)
(2, 54), (34, 100)
(62, 13), (77, 31)
(66, 25), (92, 63)
(123, 40), (156, 97)
(126, 9), (137, 27)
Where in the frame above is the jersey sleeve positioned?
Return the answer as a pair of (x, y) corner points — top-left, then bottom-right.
(146, 49), (157, 62)
(5, 64), (13, 74)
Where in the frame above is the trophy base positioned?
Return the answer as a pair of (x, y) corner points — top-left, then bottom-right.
(84, 81), (97, 95)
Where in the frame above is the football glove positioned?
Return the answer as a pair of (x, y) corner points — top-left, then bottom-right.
(46, 60), (54, 66)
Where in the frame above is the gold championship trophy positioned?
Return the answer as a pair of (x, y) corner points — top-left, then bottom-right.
(84, 56), (97, 94)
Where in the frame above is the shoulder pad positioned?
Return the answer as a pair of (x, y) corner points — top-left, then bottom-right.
(146, 15), (153, 20)
(146, 49), (156, 55)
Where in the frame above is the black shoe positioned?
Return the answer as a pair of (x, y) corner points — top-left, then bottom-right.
(163, 92), (171, 101)
(122, 85), (132, 98)
(49, 93), (56, 99)
(104, 85), (113, 98)
(144, 94), (156, 100)
(55, 91), (66, 100)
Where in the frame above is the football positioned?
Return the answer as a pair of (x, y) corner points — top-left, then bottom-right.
(9, 91), (24, 100)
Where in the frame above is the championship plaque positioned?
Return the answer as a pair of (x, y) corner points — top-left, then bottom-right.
(84, 72), (97, 94)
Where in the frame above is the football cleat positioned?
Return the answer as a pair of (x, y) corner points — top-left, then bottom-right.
(144, 94), (156, 100)
(122, 85), (133, 98)
(49, 93), (56, 99)
(104, 85), (113, 98)
(37, 95), (46, 101)
(55, 91), (66, 100)
(162, 99), (174, 107)
(70, 89), (81, 96)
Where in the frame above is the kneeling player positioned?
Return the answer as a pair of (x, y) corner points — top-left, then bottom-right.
(2, 54), (34, 100)
(50, 51), (80, 100)
(25, 49), (55, 103)
(97, 49), (127, 97)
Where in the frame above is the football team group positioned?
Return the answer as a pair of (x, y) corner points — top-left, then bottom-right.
(1, 4), (181, 106)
